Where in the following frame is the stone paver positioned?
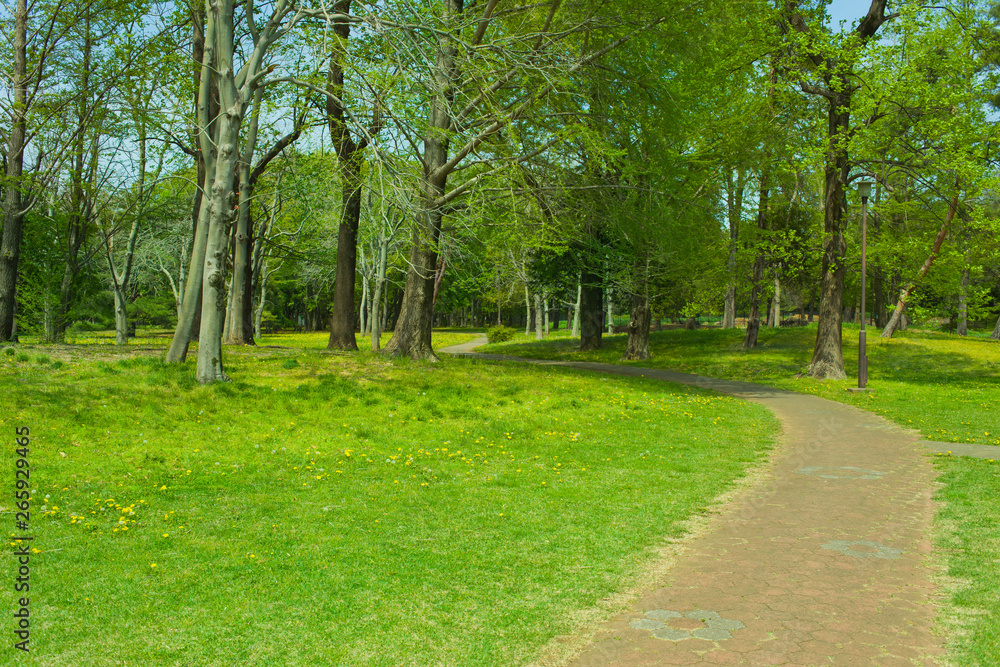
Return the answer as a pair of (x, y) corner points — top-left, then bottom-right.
(440, 337), (945, 665)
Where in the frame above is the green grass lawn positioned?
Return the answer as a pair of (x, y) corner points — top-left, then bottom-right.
(484, 324), (1000, 447)
(20, 327), (482, 355)
(0, 332), (778, 666)
(486, 323), (1000, 663)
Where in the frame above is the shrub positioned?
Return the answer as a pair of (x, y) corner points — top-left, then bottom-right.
(486, 325), (516, 344)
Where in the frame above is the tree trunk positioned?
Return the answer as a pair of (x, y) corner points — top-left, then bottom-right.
(772, 274), (781, 327)
(622, 294), (651, 361)
(328, 155), (363, 350)
(166, 4), (218, 364)
(107, 213), (141, 346)
(534, 293), (543, 340)
(783, 1), (891, 378)
(723, 168), (745, 329)
(572, 275), (581, 338)
(991, 314), (1000, 340)
(223, 88), (263, 346)
(524, 284), (531, 335)
(743, 172), (769, 350)
(57, 21), (96, 341)
(359, 277), (368, 337)
(194, 0), (247, 384)
(623, 261), (651, 361)
(370, 233), (389, 351)
(196, 123), (240, 381)
(384, 0), (463, 361)
(166, 189), (211, 362)
(882, 190), (959, 339)
(0, 0), (28, 343)
(384, 220), (440, 359)
(579, 267), (603, 351)
(957, 268), (968, 336)
(807, 91), (850, 379)
(543, 296), (550, 335)
(606, 284), (613, 335)
(873, 264), (887, 328)
(326, 1), (373, 351)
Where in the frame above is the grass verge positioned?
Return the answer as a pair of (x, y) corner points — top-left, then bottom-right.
(484, 324), (1000, 447)
(0, 336), (777, 666)
(934, 457), (1000, 665)
(485, 323), (1000, 662)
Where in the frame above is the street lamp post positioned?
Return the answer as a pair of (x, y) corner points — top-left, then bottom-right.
(857, 181), (872, 389)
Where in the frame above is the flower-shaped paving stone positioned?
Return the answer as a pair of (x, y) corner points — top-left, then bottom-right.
(821, 539), (903, 559)
(796, 466), (886, 480)
(628, 609), (744, 641)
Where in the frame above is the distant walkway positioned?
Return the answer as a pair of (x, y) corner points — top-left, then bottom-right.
(441, 337), (944, 665)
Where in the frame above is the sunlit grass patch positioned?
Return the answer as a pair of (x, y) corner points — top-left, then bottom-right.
(934, 456), (1000, 664)
(486, 323), (1000, 663)
(0, 339), (777, 666)
(485, 324), (1000, 447)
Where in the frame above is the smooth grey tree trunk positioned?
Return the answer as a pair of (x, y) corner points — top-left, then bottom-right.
(534, 293), (543, 340)
(524, 285), (531, 336)
(772, 274), (781, 327)
(991, 314), (1000, 340)
(166, 195), (211, 363)
(358, 277), (368, 336)
(371, 232), (389, 351)
(572, 275), (581, 338)
(223, 88), (262, 345)
(107, 216), (141, 345)
(606, 284), (613, 334)
(722, 168), (744, 329)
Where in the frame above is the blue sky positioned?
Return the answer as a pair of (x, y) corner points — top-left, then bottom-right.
(826, 0), (882, 30)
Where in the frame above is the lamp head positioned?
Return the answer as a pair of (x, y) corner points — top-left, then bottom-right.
(857, 181), (872, 200)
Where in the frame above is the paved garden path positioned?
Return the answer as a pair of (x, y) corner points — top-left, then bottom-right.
(440, 337), (944, 666)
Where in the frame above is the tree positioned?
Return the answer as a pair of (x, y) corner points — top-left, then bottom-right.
(375, 0), (667, 360)
(780, 0), (896, 378)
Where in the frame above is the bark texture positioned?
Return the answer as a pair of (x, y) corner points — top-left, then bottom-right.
(579, 267), (603, 351)
(622, 292), (651, 361)
(0, 0), (28, 343)
(743, 173), (769, 350)
(783, 0), (892, 379)
(385, 0), (464, 360)
(534, 293), (543, 340)
(722, 169), (744, 329)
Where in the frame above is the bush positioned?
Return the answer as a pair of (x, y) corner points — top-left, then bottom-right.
(486, 325), (516, 344)
(69, 319), (112, 333)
